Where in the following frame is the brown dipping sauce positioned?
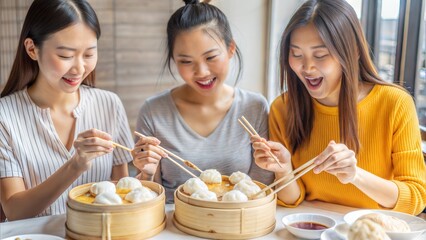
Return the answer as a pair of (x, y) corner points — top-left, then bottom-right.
(290, 222), (328, 230)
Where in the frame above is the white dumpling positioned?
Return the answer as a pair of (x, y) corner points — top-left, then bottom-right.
(191, 189), (218, 201)
(348, 219), (391, 240)
(116, 177), (143, 191)
(229, 171), (251, 185)
(94, 192), (123, 205)
(199, 169), (222, 184)
(358, 213), (410, 232)
(90, 181), (116, 196)
(233, 179), (265, 199)
(183, 177), (208, 195)
(222, 190), (249, 202)
(125, 187), (157, 203)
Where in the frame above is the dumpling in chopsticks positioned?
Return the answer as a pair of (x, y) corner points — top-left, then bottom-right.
(358, 213), (410, 232)
(191, 189), (218, 201)
(348, 218), (390, 240)
(199, 169), (222, 184)
(233, 179), (265, 199)
(229, 171), (251, 185)
(183, 177), (208, 195)
(116, 177), (143, 193)
(94, 192), (123, 205)
(222, 190), (248, 202)
(90, 181), (116, 196)
(125, 187), (158, 203)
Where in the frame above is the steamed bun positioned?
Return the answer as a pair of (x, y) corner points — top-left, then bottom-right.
(348, 219), (390, 240)
(222, 190), (248, 202)
(229, 171), (251, 185)
(94, 192), (123, 205)
(191, 189), (218, 201)
(199, 169), (222, 184)
(183, 177), (208, 195)
(125, 187), (157, 203)
(233, 179), (265, 199)
(90, 181), (116, 196)
(358, 213), (410, 232)
(116, 177), (143, 192)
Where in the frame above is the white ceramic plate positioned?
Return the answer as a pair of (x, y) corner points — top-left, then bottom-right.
(321, 223), (348, 240)
(1, 234), (65, 240)
(343, 209), (426, 240)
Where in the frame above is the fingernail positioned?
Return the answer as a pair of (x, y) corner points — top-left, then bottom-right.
(313, 168), (320, 174)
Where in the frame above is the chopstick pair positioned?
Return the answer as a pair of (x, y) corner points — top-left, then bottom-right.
(238, 116), (284, 169)
(134, 131), (203, 178)
(253, 158), (317, 198)
(111, 142), (132, 152)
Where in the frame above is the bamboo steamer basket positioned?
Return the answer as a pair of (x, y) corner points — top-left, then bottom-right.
(173, 177), (277, 239)
(66, 180), (165, 240)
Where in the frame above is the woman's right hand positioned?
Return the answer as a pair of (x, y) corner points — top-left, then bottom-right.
(132, 135), (167, 178)
(250, 135), (293, 174)
(72, 128), (114, 172)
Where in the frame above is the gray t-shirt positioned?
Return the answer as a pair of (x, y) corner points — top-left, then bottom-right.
(136, 87), (274, 202)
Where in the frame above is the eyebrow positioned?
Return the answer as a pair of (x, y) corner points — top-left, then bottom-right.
(177, 48), (220, 58)
(56, 46), (97, 51)
(290, 44), (327, 50)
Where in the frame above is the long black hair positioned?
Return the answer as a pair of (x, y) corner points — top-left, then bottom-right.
(164, 0), (243, 83)
(1, 0), (101, 97)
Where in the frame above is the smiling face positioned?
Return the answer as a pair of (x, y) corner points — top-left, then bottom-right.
(289, 23), (343, 106)
(172, 27), (235, 97)
(30, 22), (98, 94)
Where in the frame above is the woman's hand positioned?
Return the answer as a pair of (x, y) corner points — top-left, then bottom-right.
(71, 128), (114, 172)
(250, 135), (293, 174)
(313, 140), (358, 184)
(132, 135), (167, 178)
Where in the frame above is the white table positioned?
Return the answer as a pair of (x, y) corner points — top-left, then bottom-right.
(0, 201), (423, 239)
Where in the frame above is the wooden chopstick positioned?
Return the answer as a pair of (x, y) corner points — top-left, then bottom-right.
(164, 155), (198, 178)
(253, 158), (316, 197)
(133, 131), (198, 178)
(238, 116), (284, 168)
(111, 141), (132, 152)
(134, 131), (203, 173)
(253, 158), (315, 197)
(269, 162), (317, 196)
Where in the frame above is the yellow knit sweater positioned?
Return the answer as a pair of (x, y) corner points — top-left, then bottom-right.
(270, 84), (426, 215)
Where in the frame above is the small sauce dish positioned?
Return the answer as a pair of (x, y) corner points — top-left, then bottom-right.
(282, 213), (337, 239)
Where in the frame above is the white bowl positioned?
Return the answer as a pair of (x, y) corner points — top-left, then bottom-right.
(282, 213), (337, 239)
(344, 209), (426, 240)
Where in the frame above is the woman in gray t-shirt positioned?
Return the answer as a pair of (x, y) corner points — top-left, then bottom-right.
(132, 0), (274, 202)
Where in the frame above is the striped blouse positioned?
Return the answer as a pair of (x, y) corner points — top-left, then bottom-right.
(0, 85), (133, 216)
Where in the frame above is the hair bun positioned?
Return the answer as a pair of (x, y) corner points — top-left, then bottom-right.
(183, 0), (199, 5)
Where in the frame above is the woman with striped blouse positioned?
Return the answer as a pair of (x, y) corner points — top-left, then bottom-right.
(0, 0), (133, 220)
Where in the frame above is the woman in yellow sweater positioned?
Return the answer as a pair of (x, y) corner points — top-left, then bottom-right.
(251, 0), (426, 215)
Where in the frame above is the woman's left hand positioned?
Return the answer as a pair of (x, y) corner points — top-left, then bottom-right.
(313, 140), (358, 184)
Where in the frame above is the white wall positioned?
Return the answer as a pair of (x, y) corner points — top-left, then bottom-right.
(213, 0), (304, 101)
(266, 0), (304, 101)
(213, 0), (269, 95)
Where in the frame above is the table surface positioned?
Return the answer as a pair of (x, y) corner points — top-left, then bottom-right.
(0, 200), (425, 240)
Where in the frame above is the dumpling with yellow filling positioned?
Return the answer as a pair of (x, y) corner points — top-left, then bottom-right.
(229, 171), (251, 185)
(183, 177), (208, 195)
(233, 179), (265, 199)
(125, 187), (157, 203)
(191, 189), (218, 201)
(199, 169), (222, 184)
(222, 190), (248, 202)
(90, 181), (116, 196)
(94, 192), (123, 205)
(116, 177), (143, 193)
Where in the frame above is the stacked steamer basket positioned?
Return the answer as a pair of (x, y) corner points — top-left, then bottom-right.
(66, 181), (165, 240)
(173, 176), (277, 239)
